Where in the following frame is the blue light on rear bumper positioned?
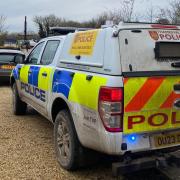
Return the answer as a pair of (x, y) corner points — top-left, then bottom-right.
(127, 134), (137, 143)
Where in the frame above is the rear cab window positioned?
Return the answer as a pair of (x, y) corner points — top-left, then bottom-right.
(119, 28), (180, 75)
(41, 40), (60, 65)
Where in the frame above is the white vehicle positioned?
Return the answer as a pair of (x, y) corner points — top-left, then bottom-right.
(11, 22), (180, 173)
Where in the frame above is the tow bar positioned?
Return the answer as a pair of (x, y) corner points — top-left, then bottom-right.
(112, 151), (180, 179)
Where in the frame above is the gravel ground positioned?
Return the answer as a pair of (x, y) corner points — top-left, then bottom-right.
(0, 85), (172, 180)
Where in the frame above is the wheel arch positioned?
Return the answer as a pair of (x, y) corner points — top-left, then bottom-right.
(51, 97), (72, 123)
(10, 76), (15, 88)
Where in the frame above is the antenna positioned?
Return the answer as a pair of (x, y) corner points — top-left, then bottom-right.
(24, 16), (27, 41)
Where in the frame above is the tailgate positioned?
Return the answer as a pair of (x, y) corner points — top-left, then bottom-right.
(123, 76), (180, 134)
(118, 28), (180, 134)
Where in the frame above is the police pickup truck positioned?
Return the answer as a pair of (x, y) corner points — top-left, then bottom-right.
(11, 22), (180, 172)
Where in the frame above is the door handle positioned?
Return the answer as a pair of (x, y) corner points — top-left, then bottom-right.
(18, 67), (21, 74)
(174, 100), (180, 108)
(18, 67), (21, 72)
(171, 62), (180, 68)
(86, 75), (93, 81)
(174, 84), (180, 92)
(42, 72), (47, 77)
(28, 70), (32, 74)
(70, 72), (75, 78)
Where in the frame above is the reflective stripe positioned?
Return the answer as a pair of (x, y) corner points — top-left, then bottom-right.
(124, 76), (180, 134)
(161, 92), (180, 109)
(124, 76), (180, 112)
(142, 77), (177, 110)
(38, 67), (53, 91)
(20, 65), (30, 83)
(68, 73), (107, 110)
(123, 78), (129, 85)
(125, 77), (165, 112)
(28, 66), (40, 87)
(12, 64), (22, 80)
(124, 77), (147, 108)
(123, 109), (180, 134)
(52, 70), (73, 98)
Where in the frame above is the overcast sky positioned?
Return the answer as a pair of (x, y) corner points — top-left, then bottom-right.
(2, 0), (170, 33)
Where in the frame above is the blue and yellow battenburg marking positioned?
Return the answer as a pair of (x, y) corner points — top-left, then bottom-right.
(52, 70), (73, 98)
(28, 66), (40, 87)
(12, 65), (107, 110)
(52, 70), (107, 110)
(12, 64), (22, 80)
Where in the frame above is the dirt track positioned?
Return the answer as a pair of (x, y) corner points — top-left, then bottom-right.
(0, 85), (171, 180)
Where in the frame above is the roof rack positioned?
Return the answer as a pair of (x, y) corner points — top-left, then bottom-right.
(48, 27), (93, 36)
(119, 21), (180, 26)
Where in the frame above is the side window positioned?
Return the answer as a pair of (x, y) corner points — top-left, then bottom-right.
(27, 42), (45, 64)
(41, 40), (60, 65)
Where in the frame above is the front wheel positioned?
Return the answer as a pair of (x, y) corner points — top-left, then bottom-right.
(12, 83), (27, 115)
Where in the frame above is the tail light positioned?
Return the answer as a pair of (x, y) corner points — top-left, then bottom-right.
(98, 87), (124, 132)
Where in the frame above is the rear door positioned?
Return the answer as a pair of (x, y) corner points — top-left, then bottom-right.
(119, 28), (180, 135)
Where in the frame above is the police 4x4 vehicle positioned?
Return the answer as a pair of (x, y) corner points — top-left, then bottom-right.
(11, 22), (180, 173)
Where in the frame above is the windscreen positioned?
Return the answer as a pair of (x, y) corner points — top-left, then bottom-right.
(0, 53), (16, 63)
(119, 29), (180, 73)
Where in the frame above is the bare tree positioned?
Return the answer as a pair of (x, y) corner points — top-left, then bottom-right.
(0, 15), (7, 46)
(158, 0), (180, 24)
(33, 1), (137, 37)
(145, 3), (157, 23)
(87, 0), (137, 27)
(122, 0), (135, 21)
(0, 15), (6, 33)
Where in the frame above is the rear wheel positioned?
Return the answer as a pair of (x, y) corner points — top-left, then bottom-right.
(54, 110), (98, 170)
(12, 83), (27, 115)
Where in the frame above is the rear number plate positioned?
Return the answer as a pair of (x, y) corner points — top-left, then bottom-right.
(153, 132), (180, 148)
(0, 65), (15, 70)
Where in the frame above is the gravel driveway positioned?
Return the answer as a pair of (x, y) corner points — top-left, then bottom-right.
(0, 85), (172, 180)
(0, 86), (116, 180)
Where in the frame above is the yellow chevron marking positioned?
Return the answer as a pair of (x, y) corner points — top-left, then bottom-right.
(142, 77), (180, 111)
(124, 77), (147, 107)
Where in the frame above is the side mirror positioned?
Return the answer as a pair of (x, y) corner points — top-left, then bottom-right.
(14, 54), (26, 64)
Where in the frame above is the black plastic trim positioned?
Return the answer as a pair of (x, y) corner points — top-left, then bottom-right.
(123, 71), (180, 77)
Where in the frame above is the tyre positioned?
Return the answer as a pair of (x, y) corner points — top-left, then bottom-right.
(12, 83), (27, 115)
(54, 109), (98, 170)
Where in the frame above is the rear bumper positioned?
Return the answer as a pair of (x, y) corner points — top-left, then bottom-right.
(122, 129), (180, 154)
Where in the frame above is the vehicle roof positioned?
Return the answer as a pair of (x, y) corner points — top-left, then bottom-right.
(0, 49), (24, 55)
(40, 35), (66, 42)
(116, 22), (180, 30)
(39, 22), (180, 42)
